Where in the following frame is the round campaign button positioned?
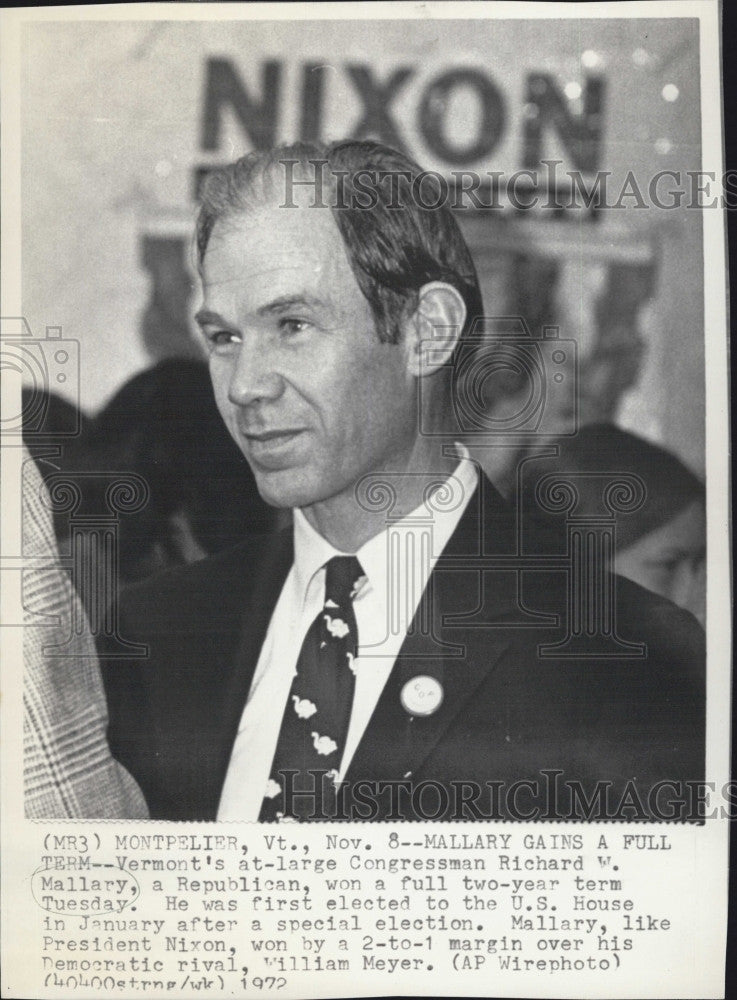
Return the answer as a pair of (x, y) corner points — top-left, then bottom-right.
(400, 676), (444, 717)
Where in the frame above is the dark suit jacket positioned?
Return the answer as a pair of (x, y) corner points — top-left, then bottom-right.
(101, 476), (705, 821)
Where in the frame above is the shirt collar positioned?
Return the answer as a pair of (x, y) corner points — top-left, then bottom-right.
(292, 445), (479, 609)
(292, 507), (342, 612)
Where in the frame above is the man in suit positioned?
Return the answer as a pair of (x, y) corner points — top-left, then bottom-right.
(101, 140), (704, 822)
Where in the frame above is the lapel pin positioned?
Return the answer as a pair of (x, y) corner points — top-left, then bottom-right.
(400, 676), (444, 717)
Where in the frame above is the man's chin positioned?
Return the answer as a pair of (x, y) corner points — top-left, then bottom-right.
(252, 468), (322, 511)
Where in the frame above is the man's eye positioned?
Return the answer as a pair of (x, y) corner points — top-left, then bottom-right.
(205, 329), (239, 347)
(279, 317), (310, 335)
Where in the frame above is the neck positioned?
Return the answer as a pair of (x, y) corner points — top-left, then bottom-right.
(300, 436), (459, 552)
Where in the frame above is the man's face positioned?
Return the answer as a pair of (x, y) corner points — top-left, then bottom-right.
(197, 195), (418, 516)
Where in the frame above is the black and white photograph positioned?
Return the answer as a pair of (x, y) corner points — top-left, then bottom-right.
(1, 3), (730, 998)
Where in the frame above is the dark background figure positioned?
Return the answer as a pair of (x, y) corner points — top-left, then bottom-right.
(56, 359), (278, 589)
(22, 387), (90, 547)
(21, 386), (87, 462)
(521, 423), (706, 624)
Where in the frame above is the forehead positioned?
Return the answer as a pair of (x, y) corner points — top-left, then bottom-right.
(200, 195), (358, 310)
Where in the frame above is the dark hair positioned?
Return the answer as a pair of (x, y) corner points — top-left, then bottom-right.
(529, 424), (705, 550)
(21, 387), (87, 458)
(196, 140), (483, 345)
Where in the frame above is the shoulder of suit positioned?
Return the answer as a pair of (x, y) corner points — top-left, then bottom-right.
(615, 573), (703, 632)
(514, 562), (704, 688)
(614, 573), (705, 658)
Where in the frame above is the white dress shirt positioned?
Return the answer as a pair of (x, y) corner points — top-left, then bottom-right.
(217, 448), (479, 820)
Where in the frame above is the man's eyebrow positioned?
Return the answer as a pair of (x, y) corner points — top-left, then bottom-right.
(194, 294), (327, 329)
(194, 309), (230, 329)
(257, 293), (326, 316)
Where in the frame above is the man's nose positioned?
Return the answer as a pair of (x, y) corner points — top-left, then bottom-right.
(227, 338), (285, 407)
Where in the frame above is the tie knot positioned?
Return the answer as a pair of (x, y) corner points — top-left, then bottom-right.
(324, 555), (364, 607)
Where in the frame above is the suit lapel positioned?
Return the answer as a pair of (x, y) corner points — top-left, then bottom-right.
(346, 476), (519, 787)
(210, 528), (294, 797)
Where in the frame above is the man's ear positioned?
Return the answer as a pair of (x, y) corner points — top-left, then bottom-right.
(403, 282), (467, 378)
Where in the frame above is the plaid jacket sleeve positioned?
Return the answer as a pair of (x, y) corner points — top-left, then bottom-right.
(22, 448), (148, 819)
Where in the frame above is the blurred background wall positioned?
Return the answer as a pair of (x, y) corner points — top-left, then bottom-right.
(20, 16), (704, 472)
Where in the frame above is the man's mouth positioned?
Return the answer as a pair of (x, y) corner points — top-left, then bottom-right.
(241, 428), (307, 466)
(244, 429), (304, 442)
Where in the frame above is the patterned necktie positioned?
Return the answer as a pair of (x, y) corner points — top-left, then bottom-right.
(259, 555), (365, 822)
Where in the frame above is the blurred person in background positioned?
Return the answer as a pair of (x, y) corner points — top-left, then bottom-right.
(57, 358), (278, 589)
(521, 423), (706, 625)
(21, 386), (87, 462)
(464, 262), (654, 501)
